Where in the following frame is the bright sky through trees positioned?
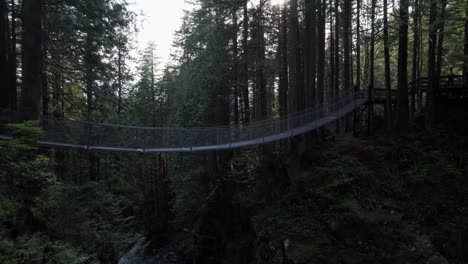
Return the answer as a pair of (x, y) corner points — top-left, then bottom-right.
(130, 0), (186, 65)
(130, 0), (286, 65)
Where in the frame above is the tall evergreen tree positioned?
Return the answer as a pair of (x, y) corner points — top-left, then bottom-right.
(20, 0), (43, 121)
(383, 0), (393, 129)
(242, 0), (251, 123)
(356, 0), (361, 90)
(278, 4), (288, 117)
(0, 0), (9, 109)
(397, 0), (410, 133)
(427, 0), (438, 129)
(252, 1), (267, 121)
(334, 0), (341, 132)
(317, 0), (326, 106)
(436, 0), (447, 78)
(368, 0), (376, 135)
(288, 0), (300, 114)
(411, 0), (421, 115)
(304, 0), (316, 108)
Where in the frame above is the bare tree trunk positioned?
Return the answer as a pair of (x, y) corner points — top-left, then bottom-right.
(0, 0), (9, 108)
(436, 0), (447, 78)
(357, 0), (364, 90)
(42, 0), (48, 118)
(242, 0), (250, 123)
(117, 40), (123, 118)
(343, 0), (351, 93)
(411, 0), (420, 116)
(150, 48), (157, 126)
(426, 0), (437, 129)
(397, 0), (409, 133)
(329, 2), (335, 105)
(85, 35), (94, 122)
(20, 0), (43, 121)
(418, 10), (423, 112)
(278, 5), (288, 117)
(343, 0), (352, 131)
(233, 6), (240, 125)
(254, 5), (267, 121)
(334, 0), (340, 133)
(354, 0), (361, 135)
(317, 0), (325, 107)
(288, 0), (300, 114)
(9, 0), (16, 110)
(465, 0), (468, 89)
(304, 0), (316, 109)
(369, 0), (376, 135)
(52, 54), (64, 118)
(383, 0), (393, 130)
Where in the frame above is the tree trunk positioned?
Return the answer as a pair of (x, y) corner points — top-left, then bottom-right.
(117, 40), (123, 118)
(343, 0), (352, 131)
(254, 5), (267, 121)
(85, 44), (94, 121)
(288, 0), (300, 115)
(52, 54), (64, 118)
(426, 0), (437, 129)
(317, 0), (325, 107)
(436, 0), (447, 78)
(334, 0), (340, 133)
(278, 5), (288, 118)
(42, 0), (48, 118)
(397, 0), (409, 133)
(150, 48), (156, 126)
(329, 3), (335, 106)
(242, 0), (250, 123)
(0, 0), (9, 108)
(383, 0), (392, 130)
(354, 0), (361, 135)
(9, 0), (16, 110)
(369, 0), (376, 135)
(304, 0), (316, 109)
(411, 0), (420, 116)
(233, 6), (240, 125)
(89, 152), (97, 182)
(356, 0), (361, 90)
(20, 0), (43, 121)
(465, 0), (468, 89)
(343, 0), (351, 93)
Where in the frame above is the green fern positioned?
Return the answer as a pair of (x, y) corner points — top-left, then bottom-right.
(4, 121), (43, 142)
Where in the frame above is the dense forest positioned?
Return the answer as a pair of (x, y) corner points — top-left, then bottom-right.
(1, 0), (468, 263)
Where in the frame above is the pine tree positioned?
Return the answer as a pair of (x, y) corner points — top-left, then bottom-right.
(20, 0), (43, 121)
(397, 0), (409, 133)
(383, 0), (393, 129)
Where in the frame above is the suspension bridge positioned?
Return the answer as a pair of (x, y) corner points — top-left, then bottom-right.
(0, 88), (368, 153)
(2, 74), (467, 153)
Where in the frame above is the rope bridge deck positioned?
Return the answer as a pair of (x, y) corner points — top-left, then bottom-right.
(1, 91), (367, 153)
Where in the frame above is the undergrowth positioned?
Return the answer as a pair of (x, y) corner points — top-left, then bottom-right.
(248, 129), (468, 263)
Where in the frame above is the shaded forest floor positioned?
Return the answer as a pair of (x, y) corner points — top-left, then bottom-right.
(2, 123), (468, 264)
(238, 129), (468, 263)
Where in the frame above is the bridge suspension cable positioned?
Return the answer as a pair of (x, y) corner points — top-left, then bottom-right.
(1, 88), (367, 153)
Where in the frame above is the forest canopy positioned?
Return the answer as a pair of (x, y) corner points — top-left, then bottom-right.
(1, 0), (468, 263)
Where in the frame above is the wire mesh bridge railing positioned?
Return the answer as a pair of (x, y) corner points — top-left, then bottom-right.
(1, 89), (367, 153)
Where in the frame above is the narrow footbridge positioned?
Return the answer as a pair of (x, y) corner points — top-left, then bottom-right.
(1, 91), (367, 153)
